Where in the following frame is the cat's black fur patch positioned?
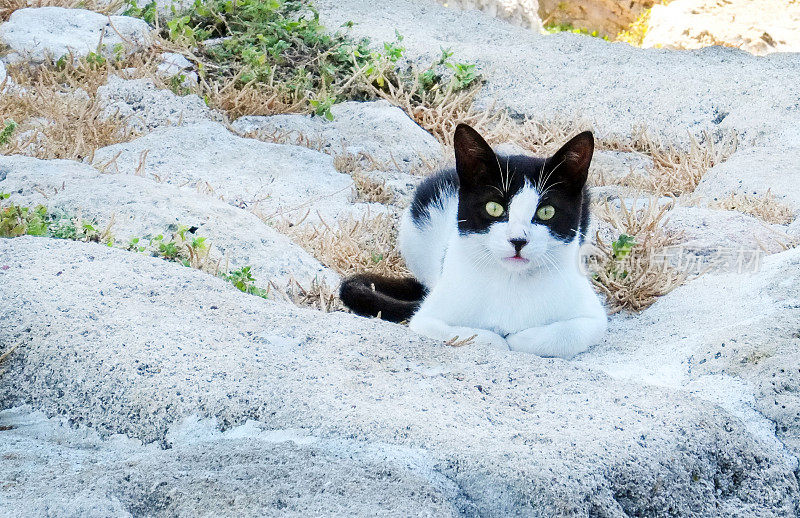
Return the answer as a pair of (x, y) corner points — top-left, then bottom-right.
(339, 274), (427, 322)
(411, 125), (594, 244)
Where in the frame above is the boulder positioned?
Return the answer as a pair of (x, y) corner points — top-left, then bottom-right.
(0, 155), (336, 286)
(580, 245), (800, 461)
(643, 0), (800, 55)
(0, 7), (152, 64)
(0, 236), (797, 515)
(156, 52), (198, 86)
(91, 121), (375, 223)
(435, 0), (543, 31)
(232, 100), (443, 175)
(695, 146), (800, 216)
(662, 206), (790, 261)
(1, 408), (461, 516)
(313, 0), (800, 148)
(97, 75), (220, 133)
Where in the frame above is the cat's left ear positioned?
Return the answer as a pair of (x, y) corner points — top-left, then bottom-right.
(548, 131), (594, 193)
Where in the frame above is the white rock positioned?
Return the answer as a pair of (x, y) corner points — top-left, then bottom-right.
(156, 52), (198, 85)
(232, 100), (444, 175)
(588, 150), (654, 186)
(92, 121), (376, 223)
(97, 75), (220, 132)
(695, 146), (800, 216)
(643, 0), (800, 56)
(580, 245), (800, 462)
(436, 0), (542, 31)
(0, 236), (797, 515)
(0, 154), (336, 286)
(663, 206), (790, 260)
(1, 408), (462, 516)
(0, 7), (152, 64)
(313, 0), (800, 148)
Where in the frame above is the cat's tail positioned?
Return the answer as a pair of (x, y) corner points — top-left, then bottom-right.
(339, 273), (427, 323)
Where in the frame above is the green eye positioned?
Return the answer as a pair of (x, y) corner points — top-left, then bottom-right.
(485, 201), (505, 217)
(536, 205), (555, 220)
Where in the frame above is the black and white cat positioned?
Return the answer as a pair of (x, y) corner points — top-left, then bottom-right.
(340, 124), (606, 358)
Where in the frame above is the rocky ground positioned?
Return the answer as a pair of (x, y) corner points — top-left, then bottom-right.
(1, 0), (799, 516)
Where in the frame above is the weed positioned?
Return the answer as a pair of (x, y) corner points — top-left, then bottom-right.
(545, 23), (609, 40)
(222, 266), (269, 298)
(273, 212), (408, 277)
(587, 197), (686, 312)
(708, 191), (795, 226)
(0, 120), (17, 145)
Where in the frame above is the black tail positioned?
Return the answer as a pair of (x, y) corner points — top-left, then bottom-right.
(339, 273), (427, 323)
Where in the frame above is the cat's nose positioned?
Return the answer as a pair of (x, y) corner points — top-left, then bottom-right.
(509, 238), (527, 254)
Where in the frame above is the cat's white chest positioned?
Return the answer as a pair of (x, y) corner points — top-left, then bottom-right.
(414, 239), (591, 336)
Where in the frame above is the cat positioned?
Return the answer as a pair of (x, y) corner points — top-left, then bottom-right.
(339, 123), (607, 358)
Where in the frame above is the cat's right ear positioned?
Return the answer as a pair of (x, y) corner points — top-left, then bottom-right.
(454, 124), (497, 187)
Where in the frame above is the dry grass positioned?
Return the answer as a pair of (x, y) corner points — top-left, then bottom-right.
(267, 277), (344, 313)
(332, 152), (396, 205)
(604, 127), (739, 196)
(274, 212), (408, 278)
(587, 196), (687, 313)
(0, 0), (121, 20)
(201, 74), (306, 119)
(371, 75), (505, 148)
(709, 190), (795, 225)
(0, 52), (169, 160)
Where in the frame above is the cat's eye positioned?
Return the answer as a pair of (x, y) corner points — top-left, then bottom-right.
(485, 201), (505, 217)
(536, 205), (555, 220)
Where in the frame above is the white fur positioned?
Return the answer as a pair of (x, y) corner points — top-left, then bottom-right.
(401, 182), (607, 359)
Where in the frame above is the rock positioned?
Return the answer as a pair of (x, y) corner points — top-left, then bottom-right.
(588, 149), (653, 186)
(0, 154), (336, 286)
(643, 0), (800, 56)
(435, 0), (543, 31)
(156, 52), (198, 86)
(0, 236), (798, 515)
(1, 408), (461, 516)
(313, 0), (800, 148)
(580, 245), (800, 462)
(0, 7), (152, 64)
(232, 100), (443, 175)
(97, 75), (220, 133)
(91, 121), (374, 223)
(663, 206), (789, 261)
(538, 0), (654, 37)
(694, 146), (800, 216)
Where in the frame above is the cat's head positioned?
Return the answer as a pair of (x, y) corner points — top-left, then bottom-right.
(453, 123), (593, 274)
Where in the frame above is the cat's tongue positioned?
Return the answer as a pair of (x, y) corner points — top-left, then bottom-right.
(505, 256), (530, 264)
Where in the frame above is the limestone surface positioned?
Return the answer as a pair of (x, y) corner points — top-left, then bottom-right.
(0, 7), (152, 64)
(0, 155), (336, 286)
(1, 237), (797, 516)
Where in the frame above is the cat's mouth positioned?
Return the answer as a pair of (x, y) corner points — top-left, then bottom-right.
(504, 255), (530, 264)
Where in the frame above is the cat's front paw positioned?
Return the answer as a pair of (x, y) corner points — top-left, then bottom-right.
(455, 330), (509, 351)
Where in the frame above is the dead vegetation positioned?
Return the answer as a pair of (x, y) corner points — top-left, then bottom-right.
(587, 196), (687, 313)
(709, 190), (795, 225)
(273, 212), (409, 278)
(604, 127), (739, 196)
(0, 0), (121, 20)
(0, 52), (166, 160)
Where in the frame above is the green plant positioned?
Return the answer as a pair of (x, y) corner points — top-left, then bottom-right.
(0, 204), (48, 237)
(0, 120), (17, 146)
(545, 23), (609, 40)
(123, 0), (157, 25)
(221, 266), (269, 298)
